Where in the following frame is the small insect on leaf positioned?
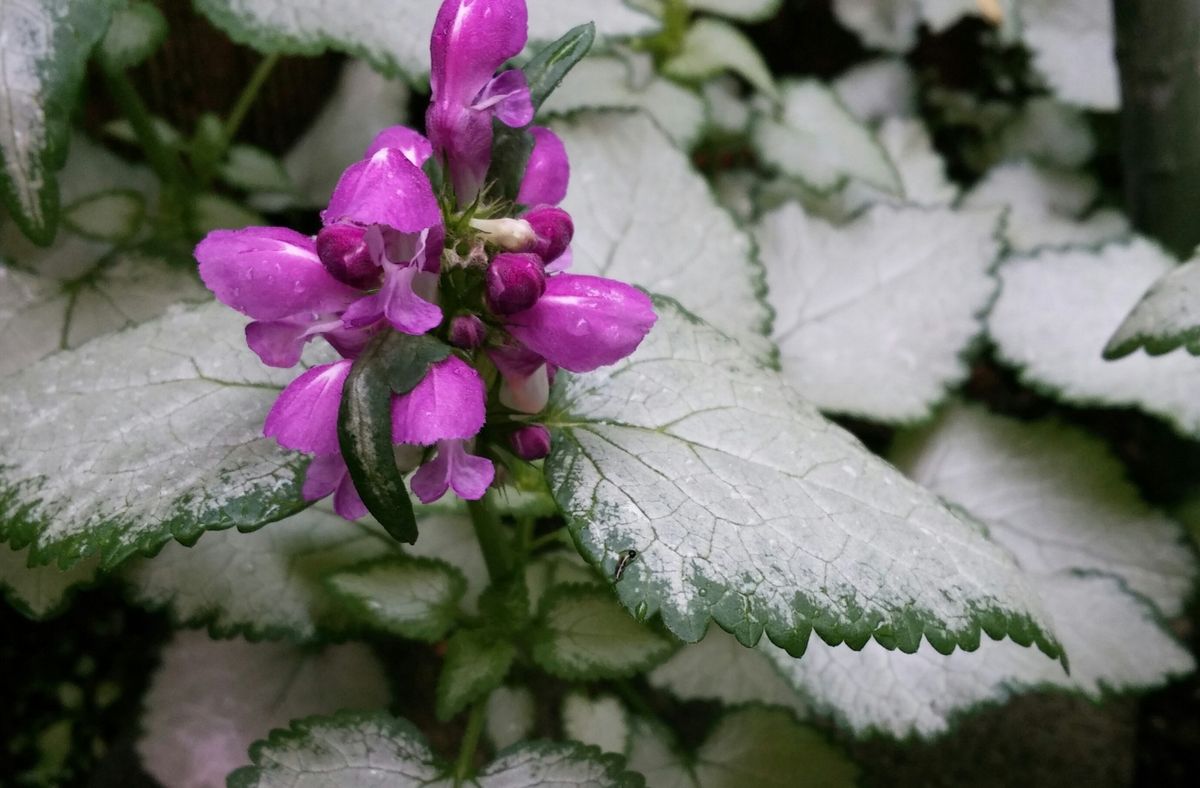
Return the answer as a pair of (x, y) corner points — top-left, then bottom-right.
(613, 549), (638, 582)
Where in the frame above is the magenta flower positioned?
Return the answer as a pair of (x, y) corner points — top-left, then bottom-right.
(197, 0), (656, 526)
(426, 0), (533, 204)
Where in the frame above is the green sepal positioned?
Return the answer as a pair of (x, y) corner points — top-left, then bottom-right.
(525, 23), (596, 111)
(436, 629), (517, 721)
(337, 332), (451, 544)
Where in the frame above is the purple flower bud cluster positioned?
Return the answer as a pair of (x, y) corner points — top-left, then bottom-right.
(194, 0), (656, 520)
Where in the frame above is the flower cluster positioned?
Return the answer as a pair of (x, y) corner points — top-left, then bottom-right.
(195, 0), (656, 520)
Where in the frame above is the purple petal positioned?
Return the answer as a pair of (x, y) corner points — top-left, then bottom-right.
(333, 473), (369, 519)
(245, 318), (313, 368)
(364, 126), (434, 166)
(324, 323), (379, 359)
(343, 264), (443, 335)
(303, 454), (368, 519)
(517, 127), (570, 206)
(303, 453), (346, 501)
(263, 360), (352, 454)
(322, 148), (441, 233)
(472, 69), (533, 127)
(196, 227), (360, 321)
(545, 246), (572, 273)
(392, 356), (486, 445)
(505, 274), (657, 373)
(410, 439), (495, 503)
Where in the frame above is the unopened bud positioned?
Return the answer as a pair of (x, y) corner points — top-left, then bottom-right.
(509, 424), (551, 461)
(524, 206), (574, 264)
(316, 224), (379, 288)
(486, 253), (545, 315)
(449, 314), (487, 349)
(470, 217), (537, 251)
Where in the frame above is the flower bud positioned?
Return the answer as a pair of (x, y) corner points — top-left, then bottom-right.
(316, 224), (379, 288)
(469, 217), (538, 251)
(524, 205), (574, 264)
(509, 424), (551, 461)
(486, 252), (545, 315)
(449, 314), (487, 349)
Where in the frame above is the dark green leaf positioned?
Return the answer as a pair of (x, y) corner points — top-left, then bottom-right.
(337, 332), (450, 544)
(436, 629), (516, 720)
(525, 23), (596, 111)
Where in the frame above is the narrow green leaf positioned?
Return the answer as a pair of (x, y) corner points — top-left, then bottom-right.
(99, 1), (168, 69)
(325, 555), (466, 641)
(531, 586), (675, 680)
(525, 23), (596, 110)
(337, 332), (450, 544)
(436, 629), (517, 721)
(0, 0), (121, 244)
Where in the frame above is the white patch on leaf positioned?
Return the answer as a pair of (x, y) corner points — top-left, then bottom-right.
(962, 160), (1129, 253)
(562, 693), (630, 755)
(1018, 0), (1119, 110)
(542, 54), (708, 150)
(756, 202), (999, 421)
(753, 79), (899, 194)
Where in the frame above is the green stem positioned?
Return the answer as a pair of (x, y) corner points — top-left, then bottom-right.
(467, 494), (515, 581)
(218, 52), (281, 156)
(98, 54), (188, 236)
(453, 700), (487, 787)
